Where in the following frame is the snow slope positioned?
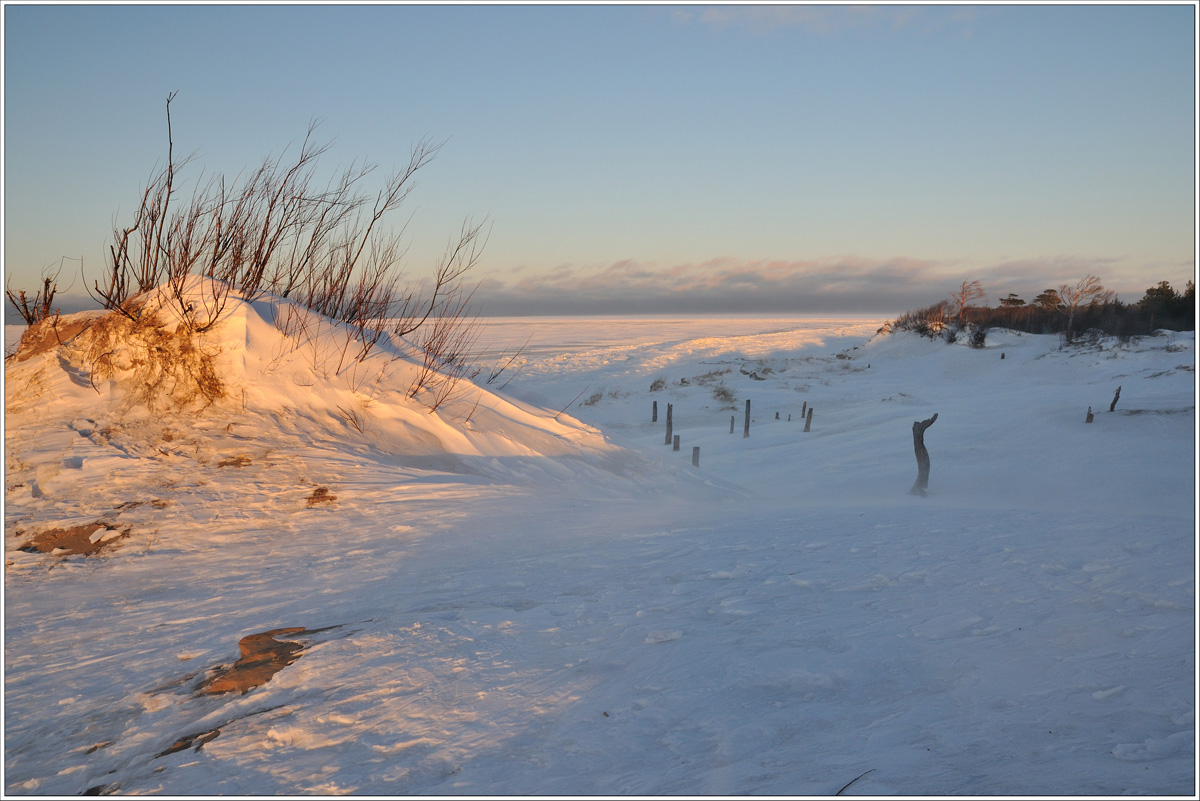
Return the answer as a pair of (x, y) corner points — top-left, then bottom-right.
(4, 301), (1195, 796)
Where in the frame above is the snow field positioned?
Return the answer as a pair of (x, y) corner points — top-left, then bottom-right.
(3, 304), (1195, 795)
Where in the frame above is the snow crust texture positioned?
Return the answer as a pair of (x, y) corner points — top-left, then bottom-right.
(4, 302), (1195, 796)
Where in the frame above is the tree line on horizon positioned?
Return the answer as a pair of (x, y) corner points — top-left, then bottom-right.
(890, 275), (1195, 343)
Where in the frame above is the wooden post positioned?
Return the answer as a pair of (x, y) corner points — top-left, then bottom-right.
(801, 401), (807, 418)
(804, 407), (813, 432)
(743, 399), (751, 438)
(775, 411), (780, 420)
(673, 434), (680, 451)
(652, 400), (657, 422)
(729, 415), (734, 434)
(909, 413), (938, 496)
(1086, 406), (1094, 423)
(691, 446), (700, 467)
(1109, 385), (1121, 412)
(788, 414), (791, 421)
(1001, 352), (1005, 360)
(665, 403), (673, 445)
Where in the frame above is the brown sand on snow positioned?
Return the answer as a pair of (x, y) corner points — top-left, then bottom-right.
(200, 627), (309, 695)
(20, 523), (128, 556)
(11, 314), (95, 362)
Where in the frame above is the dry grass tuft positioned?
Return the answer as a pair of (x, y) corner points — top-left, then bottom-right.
(306, 486), (337, 506)
(77, 309), (225, 413)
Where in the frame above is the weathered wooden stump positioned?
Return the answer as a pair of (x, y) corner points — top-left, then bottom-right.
(1086, 406), (1094, 423)
(692, 446), (700, 467)
(1109, 385), (1121, 412)
(804, 407), (813, 432)
(673, 434), (680, 451)
(909, 413), (938, 496)
(665, 403), (673, 445)
(743, 399), (751, 438)
(730, 415), (735, 434)
(652, 400), (657, 423)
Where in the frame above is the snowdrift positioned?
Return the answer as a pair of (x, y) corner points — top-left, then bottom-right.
(4, 279), (633, 499)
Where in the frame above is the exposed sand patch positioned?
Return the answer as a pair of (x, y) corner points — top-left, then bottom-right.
(10, 313), (97, 363)
(158, 728), (220, 757)
(200, 627), (308, 695)
(18, 523), (129, 556)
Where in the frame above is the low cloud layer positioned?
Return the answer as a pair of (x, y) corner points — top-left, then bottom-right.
(471, 255), (1190, 317)
(16, 254), (1185, 321)
(474, 256), (945, 316)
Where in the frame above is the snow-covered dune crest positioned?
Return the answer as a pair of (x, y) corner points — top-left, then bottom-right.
(4, 279), (626, 489)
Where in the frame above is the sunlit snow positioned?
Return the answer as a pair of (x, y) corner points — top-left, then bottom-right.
(3, 292), (1194, 795)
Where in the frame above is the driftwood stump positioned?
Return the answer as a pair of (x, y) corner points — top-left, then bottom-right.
(1109, 385), (1121, 412)
(665, 403), (673, 445)
(1086, 406), (1094, 423)
(909, 413), (938, 496)
(743, 399), (751, 439)
(804, 407), (813, 432)
(652, 400), (657, 423)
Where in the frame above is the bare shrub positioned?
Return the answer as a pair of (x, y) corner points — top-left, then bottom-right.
(77, 92), (488, 415)
(336, 404), (366, 434)
(891, 301), (948, 338)
(405, 281), (482, 412)
(712, 383), (737, 407)
(484, 334), (531, 387)
(579, 389), (605, 407)
(6, 272), (60, 326)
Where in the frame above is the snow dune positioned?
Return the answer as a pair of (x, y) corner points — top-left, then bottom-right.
(4, 292), (1195, 795)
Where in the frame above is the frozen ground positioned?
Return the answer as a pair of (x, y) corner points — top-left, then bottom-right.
(3, 298), (1196, 796)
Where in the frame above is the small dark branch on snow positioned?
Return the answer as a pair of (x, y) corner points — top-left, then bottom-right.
(835, 767), (873, 796)
(555, 385), (591, 421)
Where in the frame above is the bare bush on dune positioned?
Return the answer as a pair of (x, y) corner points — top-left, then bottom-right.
(9, 92), (489, 416)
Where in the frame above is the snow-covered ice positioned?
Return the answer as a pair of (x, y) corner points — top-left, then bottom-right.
(4, 293), (1195, 795)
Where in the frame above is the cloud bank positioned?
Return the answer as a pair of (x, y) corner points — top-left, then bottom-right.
(471, 255), (1189, 317)
(17, 254), (1184, 321)
(474, 256), (944, 316)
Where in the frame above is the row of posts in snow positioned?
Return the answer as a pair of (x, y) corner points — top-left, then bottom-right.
(651, 398), (815, 468)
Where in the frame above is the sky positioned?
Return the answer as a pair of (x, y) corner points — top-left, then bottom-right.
(3, 2), (1196, 316)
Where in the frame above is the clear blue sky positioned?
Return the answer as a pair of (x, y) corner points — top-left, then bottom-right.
(4, 3), (1195, 315)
